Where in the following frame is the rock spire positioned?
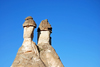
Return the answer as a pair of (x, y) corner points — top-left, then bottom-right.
(11, 17), (64, 67)
(37, 19), (64, 67)
(11, 16), (45, 67)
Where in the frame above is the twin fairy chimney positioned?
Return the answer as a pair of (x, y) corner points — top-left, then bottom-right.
(11, 16), (64, 67)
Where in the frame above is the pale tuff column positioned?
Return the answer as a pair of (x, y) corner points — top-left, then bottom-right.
(22, 16), (38, 55)
(11, 16), (46, 67)
(38, 31), (50, 44)
(37, 19), (64, 67)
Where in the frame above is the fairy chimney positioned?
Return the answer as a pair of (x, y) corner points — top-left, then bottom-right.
(37, 19), (52, 45)
(11, 16), (46, 67)
(37, 19), (64, 67)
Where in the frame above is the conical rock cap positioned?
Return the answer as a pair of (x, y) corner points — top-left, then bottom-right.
(23, 16), (36, 28)
(38, 19), (52, 32)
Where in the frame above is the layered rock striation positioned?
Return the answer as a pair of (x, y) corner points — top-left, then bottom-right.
(11, 16), (64, 67)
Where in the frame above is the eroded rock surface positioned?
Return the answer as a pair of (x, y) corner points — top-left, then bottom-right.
(11, 17), (64, 67)
(11, 16), (45, 67)
(38, 19), (52, 32)
(37, 19), (64, 67)
(23, 16), (36, 28)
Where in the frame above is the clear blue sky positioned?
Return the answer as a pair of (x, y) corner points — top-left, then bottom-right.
(0, 0), (100, 67)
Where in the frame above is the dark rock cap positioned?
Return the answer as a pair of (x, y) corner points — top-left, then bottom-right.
(25, 16), (33, 20)
(38, 19), (52, 32)
(23, 16), (36, 28)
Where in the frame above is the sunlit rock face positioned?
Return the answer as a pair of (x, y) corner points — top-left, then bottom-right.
(38, 31), (50, 44)
(11, 17), (64, 67)
(37, 19), (64, 67)
(11, 16), (45, 67)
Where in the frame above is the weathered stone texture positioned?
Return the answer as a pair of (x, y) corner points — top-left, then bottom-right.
(38, 43), (64, 67)
(38, 31), (50, 44)
(23, 16), (36, 28)
(11, 45), (45, 67)
(38, 19), (52, 32)
(37, 19), (64, 67)
(11, 16), (45, 67)
(11, 17), (64, 67)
